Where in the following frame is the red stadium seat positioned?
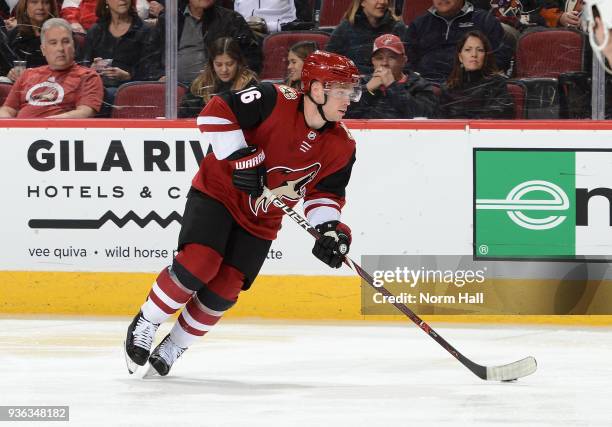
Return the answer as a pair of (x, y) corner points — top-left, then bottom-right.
(111, 82), (187, 118)
(0, 82), (12, 106)
(514, 29), (585, 79)
(402, 0), (433, 25)
(318, 0), (352, 27)
(506, 81), (526, 119)
(260, 31), (331, 81)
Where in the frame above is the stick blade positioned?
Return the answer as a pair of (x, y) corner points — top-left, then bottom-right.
(486, 356), (537, 381)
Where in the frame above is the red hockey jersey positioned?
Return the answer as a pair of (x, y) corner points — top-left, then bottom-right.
(194, 83), (356, 241)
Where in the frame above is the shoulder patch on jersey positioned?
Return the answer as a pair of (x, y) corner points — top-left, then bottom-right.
(338, 121), (355, 141)
(278, 85), (299, 100)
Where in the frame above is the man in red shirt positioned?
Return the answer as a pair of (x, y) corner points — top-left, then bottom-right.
(124, 51), (362, 377)
(0, 18), (103, 118)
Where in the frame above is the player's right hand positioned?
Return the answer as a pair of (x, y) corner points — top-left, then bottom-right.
(227, 146), (267, 197)
(312, 221), (351, 268)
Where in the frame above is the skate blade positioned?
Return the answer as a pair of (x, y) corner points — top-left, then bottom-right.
(142, 363), (161, 379)
(122, 341), (139, 374)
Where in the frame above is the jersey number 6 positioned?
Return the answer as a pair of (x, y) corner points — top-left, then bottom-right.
(238, 88), (262, 104)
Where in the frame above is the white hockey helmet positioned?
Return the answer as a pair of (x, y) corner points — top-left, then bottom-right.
(584, 0), (612, 71)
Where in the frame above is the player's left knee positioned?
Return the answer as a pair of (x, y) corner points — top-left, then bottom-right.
(196, 264), (246, 312)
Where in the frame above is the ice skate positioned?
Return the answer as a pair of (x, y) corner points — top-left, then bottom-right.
(123, 311), (160, 374)
(144, 334), (186, 377)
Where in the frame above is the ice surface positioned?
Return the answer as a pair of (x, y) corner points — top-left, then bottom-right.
(0, 318), (610, 426)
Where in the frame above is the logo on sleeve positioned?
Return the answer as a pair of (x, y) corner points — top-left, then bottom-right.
(278, 85), (298, 100)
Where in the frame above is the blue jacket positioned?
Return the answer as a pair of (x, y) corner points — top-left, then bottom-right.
(406, 2), (513, 83)
(326, 9), (407, 75)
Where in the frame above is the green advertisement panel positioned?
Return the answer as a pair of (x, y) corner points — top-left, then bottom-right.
(474, 149), (576, 259)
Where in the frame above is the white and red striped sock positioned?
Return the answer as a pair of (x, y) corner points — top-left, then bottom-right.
(169, 294), (226, 349)
(141, 267), (194, 325)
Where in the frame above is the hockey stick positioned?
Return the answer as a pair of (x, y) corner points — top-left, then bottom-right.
(263, 187), (537, 381)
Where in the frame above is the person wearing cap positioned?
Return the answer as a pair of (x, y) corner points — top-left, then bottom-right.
(346, 33), (437, 119)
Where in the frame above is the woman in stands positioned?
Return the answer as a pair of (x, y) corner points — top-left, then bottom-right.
(179, 37), (258, 118)
(83, 0), (150, 111)
(4, 0), (59, 81)
(285, 40), (317, 89)
(439, 31), (514, 119)
(325, 0), (406, 75)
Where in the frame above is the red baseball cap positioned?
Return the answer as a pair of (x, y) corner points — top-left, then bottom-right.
(372, 34), (405, 56)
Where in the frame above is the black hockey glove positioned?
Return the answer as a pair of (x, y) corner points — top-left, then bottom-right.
(227, 146), (267, 198)
(312, 221), (351, 269)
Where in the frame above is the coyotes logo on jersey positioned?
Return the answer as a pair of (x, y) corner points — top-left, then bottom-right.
(249, 163), (321, 216)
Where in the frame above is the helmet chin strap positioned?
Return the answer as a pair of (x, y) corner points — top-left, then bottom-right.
(306, 92), (334, 126)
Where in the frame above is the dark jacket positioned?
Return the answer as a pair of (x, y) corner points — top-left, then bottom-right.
(439, 71), (514, 119)
(84, 16), (150, 85)
(326, 9), (407, 75)
(346, 71), (438, 119)
(6, 27), (84, 71)
(0, 21), (15, 75)
(178, 77), (258, 118)
(141, 3), (262, 80)
(7, 27), (46, 69)
(406, 2), (513, 83)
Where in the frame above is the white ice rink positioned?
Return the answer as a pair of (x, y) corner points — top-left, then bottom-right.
(1, 317), (610, 427)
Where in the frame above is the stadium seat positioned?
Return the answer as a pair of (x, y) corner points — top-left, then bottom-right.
(111, 82), (187, 119)
(402, 0), (433, 25)
(318, 0), (352, 27)
(0, 82), (12, 106)
(260, 31), (331, 81)
(506, 81), (526, 119)
(514, 29), (585, 79)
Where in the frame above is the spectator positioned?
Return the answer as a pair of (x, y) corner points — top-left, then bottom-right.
(178, 37), (258, 117)
(5, 0), (59, 80)
(62, 0), (151, 32)
(438, 30), (513, 119)
(0, 18), (103, 118)
(2, 0), (17, 29)
(61, 0), (97, 32)
(146, 0), (163, 21)
(471, 0), (551, 52)
(234, 0), (296, 33)
(1, 14), (14, 76)
(540, 0), (582, 28)
(141, 0), (262, 85)
(83, 0), (150, 107)
(326, 0), (407, 75)
(1, 0), (10, 17)
(285, 40), (316, 89)
(346, 33), (437, 119)
(406, 0), (512, 83)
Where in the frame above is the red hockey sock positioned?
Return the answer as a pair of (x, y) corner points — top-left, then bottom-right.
(170, 264), (245, 348)
(141, 266), (194, 324)
(170, 294), (226, 348)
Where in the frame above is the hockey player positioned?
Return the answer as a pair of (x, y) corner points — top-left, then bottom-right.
(124, 50), (362, 376)
(585, 0), (612, 72)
